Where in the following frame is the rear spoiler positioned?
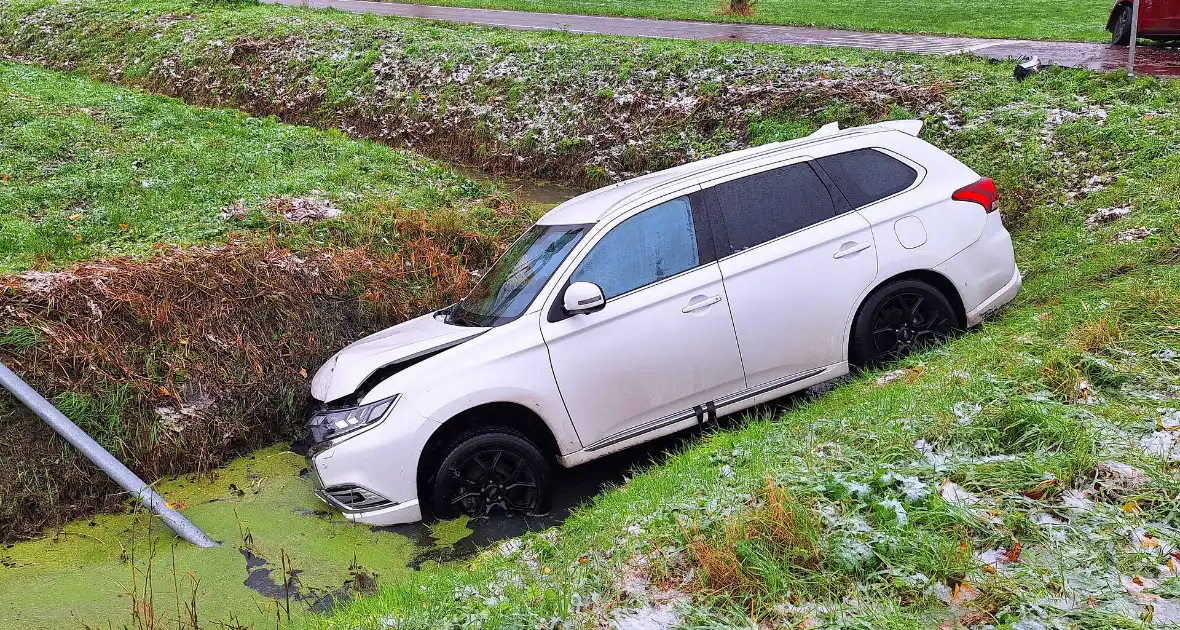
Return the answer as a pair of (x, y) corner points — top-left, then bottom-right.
(809, 120), (924, 138)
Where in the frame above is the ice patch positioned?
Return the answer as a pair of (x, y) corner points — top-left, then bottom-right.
(612, 602), (680, 630)
(1085, 206), (1132, 230)
(881, 472), (930, 501)
(939, 480), (980, 507)
(1141, 431), (1180, 461)
(878, 498), (908, 526)
(953, 401), (981, 424)
(876, 369), (908, 385)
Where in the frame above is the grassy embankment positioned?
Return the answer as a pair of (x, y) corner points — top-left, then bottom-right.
(376, 0), (1115, 42)
(0, 59), (534, 542)
(2, 0), (1179, 627)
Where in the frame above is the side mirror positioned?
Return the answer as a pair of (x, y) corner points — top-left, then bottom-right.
(563, 282), (606, 316)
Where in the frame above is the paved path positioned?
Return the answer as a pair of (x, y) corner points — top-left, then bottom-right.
(265, 0), (1180, 76)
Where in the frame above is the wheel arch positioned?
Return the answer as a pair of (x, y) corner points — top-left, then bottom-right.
(416, 402), (560, 514)
(1108, 0), (1132, 32)
(846, 269), (967, 365)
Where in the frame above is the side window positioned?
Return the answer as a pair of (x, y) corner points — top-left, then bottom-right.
(570, 196), (700, 300)
(815, 149), (918, 209)
(702, 162), (835, 254)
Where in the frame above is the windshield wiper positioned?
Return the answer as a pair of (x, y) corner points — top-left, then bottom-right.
(445, 304), (482, 327)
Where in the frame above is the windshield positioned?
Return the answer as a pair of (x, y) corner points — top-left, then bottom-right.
(447, 224), (588, 327)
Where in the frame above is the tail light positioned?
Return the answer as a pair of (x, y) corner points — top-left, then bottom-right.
(952, 178), (999, 213)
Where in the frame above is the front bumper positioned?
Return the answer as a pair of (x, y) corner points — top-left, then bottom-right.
(305, 399), (438, 526)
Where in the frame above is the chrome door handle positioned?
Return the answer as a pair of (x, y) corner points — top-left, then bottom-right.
(833, 241), (871, 259)
(682, 295), (722, 313)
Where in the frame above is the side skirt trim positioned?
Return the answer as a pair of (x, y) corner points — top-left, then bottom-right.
(583, 367), (827, 452)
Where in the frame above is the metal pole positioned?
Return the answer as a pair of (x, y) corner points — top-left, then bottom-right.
(1129, 0), (1140, 77)
(0, 362), (219, 548)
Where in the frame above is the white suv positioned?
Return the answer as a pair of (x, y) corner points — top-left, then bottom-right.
(305, 120), (1021, 525)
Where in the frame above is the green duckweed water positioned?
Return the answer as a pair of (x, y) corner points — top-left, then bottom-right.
(0, 445), (467, 628)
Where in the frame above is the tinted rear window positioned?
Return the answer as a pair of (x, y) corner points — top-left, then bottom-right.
(816, 149), (918, 209)
(702, 163), (835, 254)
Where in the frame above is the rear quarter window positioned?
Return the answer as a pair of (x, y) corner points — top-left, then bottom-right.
(816, 148), (918, 209)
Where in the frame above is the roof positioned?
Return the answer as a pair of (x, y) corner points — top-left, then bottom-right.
(537, 120), (923, 226)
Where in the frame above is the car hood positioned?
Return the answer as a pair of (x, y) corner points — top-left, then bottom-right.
(310, 310), (487, 403)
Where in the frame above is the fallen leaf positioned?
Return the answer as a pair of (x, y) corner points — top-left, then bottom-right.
(1123, 501), (1142, 515)
(952, 582), (980, 604)
(1005, 542), (1022, 563)
(300, 368), (308, 378)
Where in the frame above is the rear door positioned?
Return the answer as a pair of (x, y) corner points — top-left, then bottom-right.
(701, 159), (878, 389)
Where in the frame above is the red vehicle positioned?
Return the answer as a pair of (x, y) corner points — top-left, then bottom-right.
(1109, 0), (1180, 44)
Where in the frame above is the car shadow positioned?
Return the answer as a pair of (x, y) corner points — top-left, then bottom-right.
(376, 387), (823, 569)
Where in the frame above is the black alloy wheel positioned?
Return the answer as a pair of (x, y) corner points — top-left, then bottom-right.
(852, 279), (960, 366)
(430, 428), (550, 519)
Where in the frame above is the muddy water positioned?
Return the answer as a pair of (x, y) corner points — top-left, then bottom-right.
(453, 164), (584, 207)
(0, 429), (697, 628)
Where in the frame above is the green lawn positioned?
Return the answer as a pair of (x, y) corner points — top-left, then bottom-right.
(0, 62), (507, 272)
(381, 0), (1116, 41)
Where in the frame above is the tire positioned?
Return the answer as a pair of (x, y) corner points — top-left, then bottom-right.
(850, 279), (961, 367)
(429, 427), (551, 520)
(1111, 5), (1132, 46)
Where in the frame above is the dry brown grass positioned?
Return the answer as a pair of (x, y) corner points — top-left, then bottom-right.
(682, 479), (823, 596)
(0, 206), (532, 541)
(1068, 315), (1126, 352)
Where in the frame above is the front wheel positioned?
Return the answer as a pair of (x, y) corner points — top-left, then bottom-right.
(851, 279), (961, 367)
(429, 428), (551, 520)
(1111, 5), (1133, 45)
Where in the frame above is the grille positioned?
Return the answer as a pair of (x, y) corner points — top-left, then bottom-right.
(320, 484), (395, 511)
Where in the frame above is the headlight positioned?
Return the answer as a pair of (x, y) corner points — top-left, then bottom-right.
(306, 394), (399, 444)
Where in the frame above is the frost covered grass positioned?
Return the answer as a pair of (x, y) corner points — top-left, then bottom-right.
(375, 0), (1114, 42)
(2, 0), (1180, 625)
(1, 0), (1176, 217)
(313, 216), (1180, 629)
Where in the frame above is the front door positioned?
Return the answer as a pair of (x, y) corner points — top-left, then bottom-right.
(541, 194), (746, 449)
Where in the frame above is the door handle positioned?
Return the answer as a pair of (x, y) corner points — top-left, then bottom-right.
(833, 241), (872, 259)
(682, 295), (722, 313)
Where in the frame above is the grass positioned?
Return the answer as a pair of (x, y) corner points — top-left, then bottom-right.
(0, 61), (505, 272)
(0, 59), (539, 546)
(376, 0), (1116, 41)
(313, 221), (1180, 629)
(1, 0), (1180, 627)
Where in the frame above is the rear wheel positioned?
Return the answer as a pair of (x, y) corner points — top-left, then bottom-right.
(1112, 5), (1133, 45)
(429, 428), (551, 520)
(851, 279), (961, 367)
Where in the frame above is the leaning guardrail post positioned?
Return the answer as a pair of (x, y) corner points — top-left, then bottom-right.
(0, 361), (219, 548)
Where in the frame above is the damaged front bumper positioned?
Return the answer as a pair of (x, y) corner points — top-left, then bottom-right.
(305, 398), (439, 526)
